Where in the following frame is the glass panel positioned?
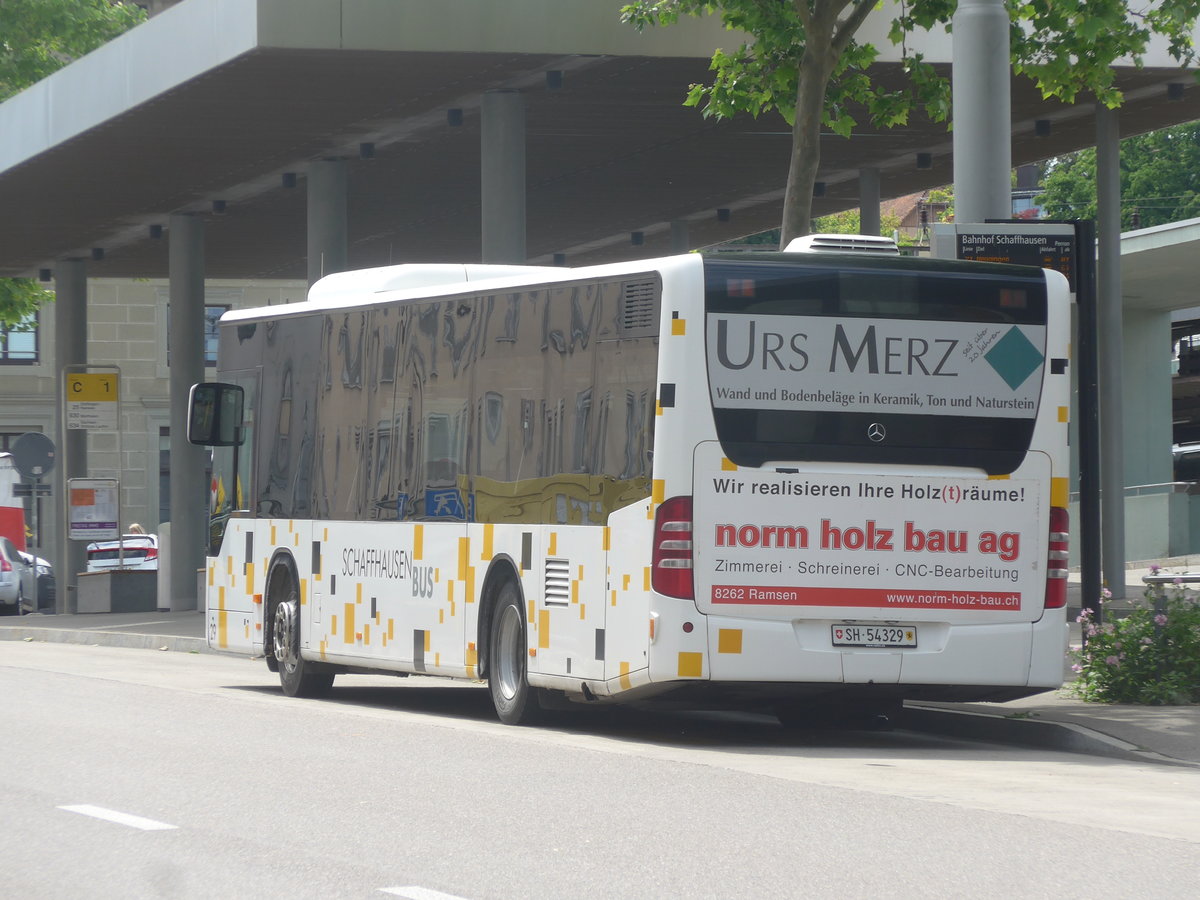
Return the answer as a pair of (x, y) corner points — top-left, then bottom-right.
(703, 254), (1049, 474)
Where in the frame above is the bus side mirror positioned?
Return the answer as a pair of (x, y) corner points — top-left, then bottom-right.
(188, 382), (244, 447)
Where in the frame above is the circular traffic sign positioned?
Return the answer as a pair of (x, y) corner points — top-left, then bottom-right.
(11, 432), (56, 479)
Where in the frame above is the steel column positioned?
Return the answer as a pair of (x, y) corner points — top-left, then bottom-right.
(670, 220), (690, 254)
(1096, 104), (1127, 597)
(952, 0), (1012, 223)
(307, 159), (348, 285)
(858, 168), (881, 236)
(481, 90), (526, 264)
(53, 259), (87, 613)
(167, 213), (208, 611)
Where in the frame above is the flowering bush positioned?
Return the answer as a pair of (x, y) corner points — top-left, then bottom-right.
(1070, 573), (1200, 704)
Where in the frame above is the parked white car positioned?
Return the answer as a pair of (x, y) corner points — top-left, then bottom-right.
(86, 534), (159, 572)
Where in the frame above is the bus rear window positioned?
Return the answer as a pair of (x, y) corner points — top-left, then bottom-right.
(702, 254), (1050, 475)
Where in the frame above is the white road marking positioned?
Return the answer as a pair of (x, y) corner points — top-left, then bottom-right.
(58, 804), (178, 831)
(379, 888), (470, 900)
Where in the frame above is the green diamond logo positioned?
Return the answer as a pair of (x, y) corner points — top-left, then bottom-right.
(985, 327), (1044, 390)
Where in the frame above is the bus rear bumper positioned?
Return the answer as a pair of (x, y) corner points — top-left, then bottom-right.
(698, 608), (1067, 696)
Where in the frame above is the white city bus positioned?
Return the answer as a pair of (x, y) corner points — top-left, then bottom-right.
(189, 241), (1071, 725)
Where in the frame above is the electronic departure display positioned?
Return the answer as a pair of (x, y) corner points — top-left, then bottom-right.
(957, 227), (1077, 292)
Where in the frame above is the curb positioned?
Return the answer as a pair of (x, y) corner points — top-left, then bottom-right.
(0, 626), (211, 655)
(903, 704), (1200, 768)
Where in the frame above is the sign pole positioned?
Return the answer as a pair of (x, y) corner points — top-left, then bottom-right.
(1073, 220), (1102, 625)
(61, 365), (121, 608)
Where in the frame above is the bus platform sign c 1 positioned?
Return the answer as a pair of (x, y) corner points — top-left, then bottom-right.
(64, 367), (120, 431)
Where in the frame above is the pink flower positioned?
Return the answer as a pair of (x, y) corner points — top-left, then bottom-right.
(1071, 663), (1083, 673)
(1105, 655), (1120, 666)
(1149, 564), (1161, 575)
(1155, 613), (1168, 626)
(1141, 637), (1153, 645)
(1101, 588), (1113, 601)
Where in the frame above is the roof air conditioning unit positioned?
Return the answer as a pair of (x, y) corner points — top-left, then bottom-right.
(785, 233), (900, 255)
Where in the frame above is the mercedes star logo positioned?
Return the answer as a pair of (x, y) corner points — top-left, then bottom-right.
(867, 422), (886, 443)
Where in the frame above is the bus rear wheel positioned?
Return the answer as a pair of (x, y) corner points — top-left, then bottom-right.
(271, 571), (334, 698)
(488, 580), (541, 726)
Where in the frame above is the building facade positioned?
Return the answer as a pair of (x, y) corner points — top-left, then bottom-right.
(0, 278), (304, 557)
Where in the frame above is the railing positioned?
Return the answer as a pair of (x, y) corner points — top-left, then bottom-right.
(1070, 481), (1200, 502)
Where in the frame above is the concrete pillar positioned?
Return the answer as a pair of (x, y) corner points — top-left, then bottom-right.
(53, 259), (87, 613)
(1096, 105), (1127, 596)
(670, 219), (690, 254)
(1120, 309), (1176, 559)
(167, 213), (208, 611)
(952, 0), (1012, 223)
(481, 90), (526, 264)
(858, 168), (881, 236)
(1122, 309), (1173, 487)
(307, 159), (348, 285)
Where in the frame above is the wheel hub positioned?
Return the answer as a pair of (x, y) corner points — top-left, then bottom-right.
(495, 603), (522, 701)
(273, 598), (298, 671)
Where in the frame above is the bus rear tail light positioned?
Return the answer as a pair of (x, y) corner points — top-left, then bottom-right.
(1045, 506), (1069, 609)
(652, 496), (694, 600)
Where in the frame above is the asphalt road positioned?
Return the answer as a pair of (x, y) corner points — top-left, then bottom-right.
(3, 642), (1199, 899)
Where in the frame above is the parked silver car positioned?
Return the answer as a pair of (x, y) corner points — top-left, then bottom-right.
(20, 551), (55, 610)
(0, 536), (34, 615)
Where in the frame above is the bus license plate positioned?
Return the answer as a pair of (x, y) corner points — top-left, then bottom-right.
(832, 625), (917, 648)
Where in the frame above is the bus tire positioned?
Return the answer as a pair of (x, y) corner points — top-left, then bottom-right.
(488, 579), (541, 726)
(269, 564), (334, 699)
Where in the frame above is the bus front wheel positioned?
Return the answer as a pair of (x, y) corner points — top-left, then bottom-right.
(488, 580), (542, 726)
(270, 570), (334, 698)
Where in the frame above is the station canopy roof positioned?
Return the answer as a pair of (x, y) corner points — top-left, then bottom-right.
(3, 0), (1200, 280)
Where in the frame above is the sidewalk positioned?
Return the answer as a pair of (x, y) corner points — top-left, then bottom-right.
(3, 599), (1198, 767)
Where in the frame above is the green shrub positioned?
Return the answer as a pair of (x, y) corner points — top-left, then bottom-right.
(1070, 574), (1200, 704)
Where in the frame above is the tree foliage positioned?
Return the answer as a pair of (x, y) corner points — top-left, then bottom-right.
(621, 1), (1200, 245)
(0, 278), (52, 327)
(0, 0), (146, 323)
(0, 0), (145, 101)
(1039, 122), (1200, 230)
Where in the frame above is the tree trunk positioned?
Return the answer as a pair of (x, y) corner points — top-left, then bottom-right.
(780, 41), (836, 247)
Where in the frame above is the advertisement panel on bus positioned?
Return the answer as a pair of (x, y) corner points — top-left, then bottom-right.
(691, 442), (1049, 626)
